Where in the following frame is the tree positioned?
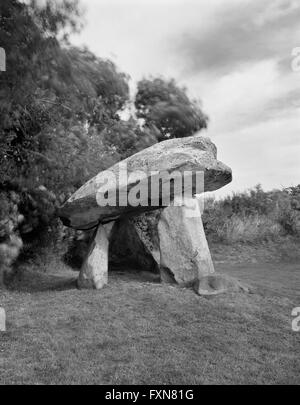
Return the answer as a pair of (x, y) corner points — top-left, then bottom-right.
(135, 77), (208, 141)
(0, 0), (131, 191)
(102, 118), (157, 160)
(0, 0), (133, 257)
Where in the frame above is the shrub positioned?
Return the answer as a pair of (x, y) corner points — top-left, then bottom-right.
(203, 185), (300, 244)
(215, 214), (282, 243)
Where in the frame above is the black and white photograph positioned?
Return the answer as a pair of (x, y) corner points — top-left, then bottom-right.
(0, 0), (299, 387)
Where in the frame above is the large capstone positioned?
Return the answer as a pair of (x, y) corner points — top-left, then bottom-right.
(58, 135), (232, 230)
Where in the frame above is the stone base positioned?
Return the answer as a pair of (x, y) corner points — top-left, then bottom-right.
(195, 274), (250, 296)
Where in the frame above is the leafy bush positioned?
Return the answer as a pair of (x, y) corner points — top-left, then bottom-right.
(203, 185), (300, 244)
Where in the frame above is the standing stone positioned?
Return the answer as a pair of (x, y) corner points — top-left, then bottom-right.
(129, 210), (162, 267)
(157, 198), (214, 285)
(0, 307), (6, 332)
(77, 222), (114, 289)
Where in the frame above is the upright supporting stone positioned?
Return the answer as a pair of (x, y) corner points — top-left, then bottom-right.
(157, 198), (215, 285)
(0, 307), (6, 332)
(77, 222), (114, 289)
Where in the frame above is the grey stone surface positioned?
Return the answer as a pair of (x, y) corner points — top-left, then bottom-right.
(157, 199), (214, 284)
(195, 274), (250, 296)
(77, 222), (114, 289)
(59, 135), (232, 229)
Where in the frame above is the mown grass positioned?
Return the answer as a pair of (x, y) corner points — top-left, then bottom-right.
(0, 257), (299, 385)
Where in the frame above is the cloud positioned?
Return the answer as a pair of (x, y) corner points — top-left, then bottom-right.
(264, 88), (300, 117)
(74, 0), (300, 193)
(209, 113), (300, 197)
(174, 0), (300, 77)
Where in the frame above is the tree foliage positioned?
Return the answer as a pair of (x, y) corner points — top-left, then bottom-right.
(102, 118), (158, 159)
(0, 0), (131, 191)
(135, 77), (208, 141)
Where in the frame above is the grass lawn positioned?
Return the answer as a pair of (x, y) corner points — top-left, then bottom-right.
(0, 256), (299, 384)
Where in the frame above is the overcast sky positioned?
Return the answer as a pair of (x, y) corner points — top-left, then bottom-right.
(71, 0), (300, 196)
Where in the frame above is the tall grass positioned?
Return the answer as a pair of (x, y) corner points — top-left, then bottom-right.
(215, 214), (282, 243)
(203, 184), (300, 244)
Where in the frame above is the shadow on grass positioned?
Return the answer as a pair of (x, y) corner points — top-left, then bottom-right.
(109, 265), (161, 284)
(5, 270), (78, 293)
(4, 263), (161, 293)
